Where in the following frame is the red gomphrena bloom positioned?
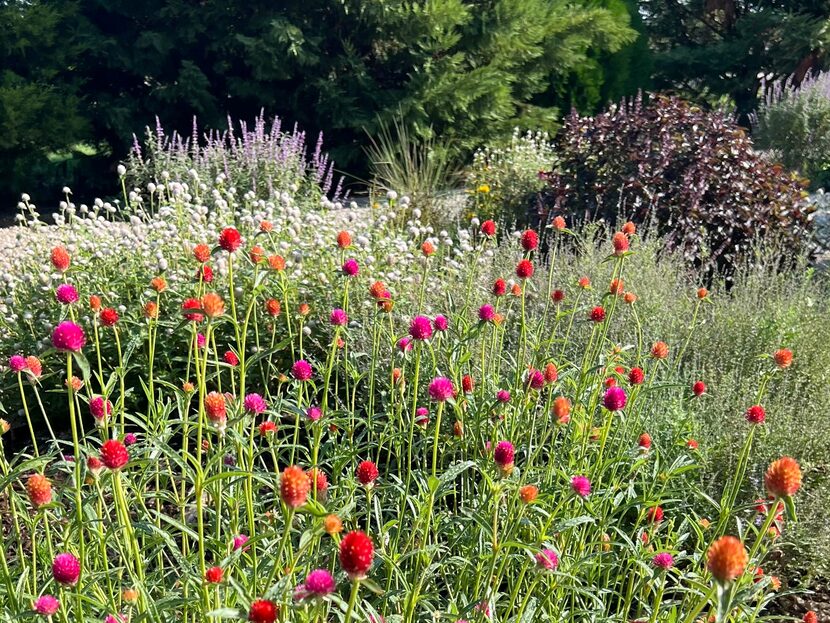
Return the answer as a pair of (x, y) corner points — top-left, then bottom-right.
(603, 386), (627, 411)
(697, 287), (709, 299)
(308, 468), (329, 499)
(804, 612), (818, 623)
(493, 441), (515, 473)
(578, 276), (591, 289)
(552, 215), (566, 231)
(492, 278), (507, 297)
(195, 263), (214, 283)
(612, 232), (629, 255)
(205, 566), (223, 584)
(589, 306), (606, 323)
(609, 278), (624, 296)
(99, 308), (119, 327)
(25, 355), (42, 378)
(51, 321), (86, 352)
(686, 439), (699, 450)
(193, 244), (211, 263)
(223, 350), (240, 367)
(462, 374), (474, 393)
(356, 460), (379, 486)
(773, 348), (793, 369)
(100, 439), (129, 470)
(628, 367), (644, 385)
(638, 432), (652, 450)
(520, 229), (539, 251)
(421, 241), (436, 256)
(428, 377), (454, 402)
(765, 457), (802, 498)
(552, 289), (565, 303)
(258, 421), (277, 436)
(34, 595), (60, 616)
(571, 475), (591, 498)
(26, 473), (52, 508)
(182, 298), (203, 322)
(265, 299), (281, 317)
(339, 530), (374, 579)
(707, 536), (747, 584)
(204, 392), (227, 426)
(218, 227), (242, 253)
(553, 396), (571, 424)
(280, 466), (310, 509)
(544, 363), (558, 384)
(646, 506), (663, 523)
(341, 258), (359, 277)
(745, 405), (766, 425)
(650, 341), (669, 360)
(604, 377), (617, 388)
(51, 246), (70, 272)
(87, 456), (104, 477)
(337, 230), (352, 249)
(519, 484), (538, 503)
(480, 220), (496, 237)
(693, 381), (706, 396)
(292, 360), (313, 381)
(515, 259), (534, 280)
(409, 315), (433, 340)
(52, 552), (80, 586)
(248, 599), (278, 623)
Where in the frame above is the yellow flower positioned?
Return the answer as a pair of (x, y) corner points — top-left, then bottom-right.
(477, 184), (491, 194)
(372, 202), (380, 210)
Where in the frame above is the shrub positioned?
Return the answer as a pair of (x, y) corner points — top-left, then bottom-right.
(542, 94), (814, 273)
(753, 71), (830, 190)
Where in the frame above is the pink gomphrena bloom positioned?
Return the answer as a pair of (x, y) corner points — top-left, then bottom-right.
(51, 321), (86, 353)
(415, 407), (429, 428)
(89, 396), (112, 426)
(341, 258), (359, 277)
(33, 595), (60, 616)
(571, 475), (591, 498)
(409, 315), (433, 341)
(124, 433), (138, 446)
(433, 315), (449, 332)
(52, 552), (80, 586)
(104, 614), (127, 623)
(302, 406), (320, 422)
(397, 337), (413, 353)
(535, 549), (559, 571)
(428, 377), (455, 402)
(292, 360), (313, 381)
(244, 393), (267, 415)
(55, 284), (79, 305)
(296, 569), (336, 600)
(526, 368), (545, 390)
(330, 308), (348, 326)
(652, 552), (674, 570)
(8, 355), (26, 373)
(232, 534), (249, 551)
(493, 441), (515, 474)
(496, 389), (511, 403)
(603, 386), (627, 411)
(196, 333), (207, 349)
(478, 304), (496, 323)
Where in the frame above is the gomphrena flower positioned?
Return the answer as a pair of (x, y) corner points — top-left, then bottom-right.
(493, 441), (515, 474)
(306, 406), (322, 421)
(415, 407), (429, 428)
(589, 306), (606, 323)
(462, 374), (474, 393)
(773, 348), (793, 369)
(612, 232), (629, 255)
(628, 367), (644, 385)
(804, 612), (818, 623)
(481, 220), (496, 237)
(308, 468), (329, 500)
(100, 308), (119, 327)
(244, 393), (267, 415)
(552, 289), (565, 303)
(33, 595), (60, 616)
(193, 243), (211, 263)
(26, 473), (52, 508)
(265, 299), (281, 317)
(544, 363), (558, 384)
(52, 552), (80, 586)
(124, 433), (138, 446)
(496, 389), (511, 403)
(609, 278), (624, 296)
(300, 569), (336, 598)
(571, 475), (591, 498)
(535, 549), (559, 571)
(341, 258), (360, 277)
(638, 433), (652, 450)
(520, 229), (539, 251)
(223, 351), (239, 367)
(515, 259), (534, 280)
(356, 460), (379, 486)
(337, 230), (352, 249)
(493, 278), (507, 297)
(339, 530), (374, 579)
(182, 298), (204, 323)
(8, 355), (26, 373)
(421, 241), (436, 256)
(646, 506), (664, 523)
(552, 215), (566, 231)
(397, 337), (413, 352)
(478, 305), (496, 323)
(25, 356), (42, 377)
(218, 227), (242, 253)
(232, 534), (249, 551)
(526, 368), (545, 390)
(433, 315), (448, 332)
(330, 308), (348, 326)
(55, 284), (79, 305)
(324, 514), (343, 535)
(292, 360), (313, 381)
(745, 404), (766, 425)
(201, 293), (225, 318)
(100, 439), (129, 470)
(51, 246), (70, 272)
(623, 291), (637, 304)
(652, 552), (674, 569)
(204, 392), (227, 428)
(603, 386), (627, 411)
(428, 377), (455, 402)
(258, 421), (277, 436)
(520, 484), (538, 503)
(205, 566), (223, 584)
(51, 321), (86, 352)
(89, 396), (112, 424)
(765, 456), (802, 498)
(693, 381), (706, 397)
(248, 599), (278, 623)
(553, 396), (571, 424)
(280, 465), (310, 509)
(409, 315), (433, 340)
(87, 456), (104, 477)
(706, 536), (747, 584)
(650, 341), (669, 359)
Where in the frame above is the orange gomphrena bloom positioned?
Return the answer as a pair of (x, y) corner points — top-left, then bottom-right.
(150, 276), (167, 292)
(337, 231), (352, 249)
(421, 241), (435, 256)
(51, 246), (70, 272)
(89, 295), (102, 312)
(298, 303), (311, 316)
(324, 514), (343, 535)
(249, 245), (265, 263)
(519, 484), (538, 504)
(612, 232), (629, 255)
(552, 216), (566, 231)
(621, 221), (636, 235)
(578, 276), (591, 289)
(453, 421), (464, 437)
(624, 292), (637, 304)
(773, 348), (793, 369)
(144, 301), (159, 319)
(511, 284), (522, 296)
(650, 341), (669, 360)
(707, 536), (748, 584)
(265, 299), (281, 317)
(193, 244), (211, 263)
(552, 396), (571, 424)
(122, 588), (139, 603)
(280, 466), (310, 509)
(765, 457), (802, 498)
(25, 356), (42, 377)
(268, 255), (286, 271)
(697, 287), (709, 299)
(26, 473), (52, 508)
(369, 281), (386, 299)
(201, 293), (225, 318)
(259, 220), (273, 232)
(609, 278), (624, 296)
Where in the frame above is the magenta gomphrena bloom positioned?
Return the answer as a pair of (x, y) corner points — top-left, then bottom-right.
(302, 569), (336, 597)
(307, 406), (322, 421)
(571, 475), (591, 498)
(526, 368), (545, 390)
(197, 333), (207, 349)
(8, 355), (26, 373)
(409, 316), (433, 341)
(244, 393), (267, 415)
(55, 284), (79, 305)
(428, 377), (455, 402)
(52, 552), (80, 586)
(89, 396), (112, 423)
(330, 308), (348, 326)
(33, 595), (60, 616)
(535, 549), (559, 571)
(342, 258), (359, 277)
(433, 315), (448, 332)
(496, 389), (511, 403)
(292, 360), (313, 381)
(603, 386), (627, 411)
(397, 336), (413, 353)
(232, 534), (249, 550)
(493, 441), (515, 468)
(51, 321), (86, 353)
(104, 615), (126, 623)
(478, 304), (495, 322)
(652, 552), (674, 569)
(124, 433), (138, 446)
